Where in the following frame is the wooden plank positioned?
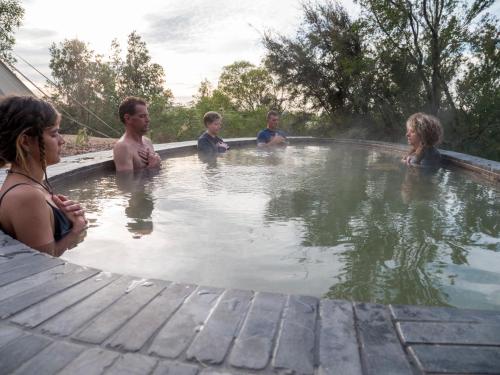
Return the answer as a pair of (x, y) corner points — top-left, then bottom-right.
(0, 251), (33, 266)
(152, 361), (199, 375)
(0, 255), (64, 287)
(273, 295), (318, 375)
(13, 340), (85, 375)
(0, 264), (74, 302)
(0, 324), (24, 348)
(107, 282), (195, 352)
(398, 321), (500, 346)
(229, 292), (286, 370)
(148, 286), (223, 359)
(391, 304), (500, 324)
(0, 268), (98, 319)
(318, 299), (362, 375)
(106, 353), (158, 375)
(355, 303), (413, 375)
(11, 272), (118, 328)
(40, 276), (135, 337)
(0, 253), (44, 272)
(409, 344), (500, 374)
(0, 241), (32, 255)
(186, 289), (253, 364)
(0, 333), (52, 373)
(58, 347), (119, 375)
(74, 280), (166, 344)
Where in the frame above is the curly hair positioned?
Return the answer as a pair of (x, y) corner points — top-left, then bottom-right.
(406, 112), (443, 164)
(0, 95), (59, 172)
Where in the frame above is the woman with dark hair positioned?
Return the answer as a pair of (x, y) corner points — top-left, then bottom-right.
(0, 95), (87, 256)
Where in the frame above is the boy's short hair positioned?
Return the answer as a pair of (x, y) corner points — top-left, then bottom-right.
(203, 111), (222, 127)
(119, 97), (147, 123)
(266, 110), (280, 121)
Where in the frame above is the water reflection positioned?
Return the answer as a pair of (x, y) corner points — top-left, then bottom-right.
(264, 147), (499, 307)
(198, 152), (218, 168)
(116, 170), (157, 238)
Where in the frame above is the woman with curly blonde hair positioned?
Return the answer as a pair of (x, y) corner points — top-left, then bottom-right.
(403, 112), (443, 167)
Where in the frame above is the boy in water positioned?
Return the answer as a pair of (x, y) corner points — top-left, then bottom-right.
(197, 111), (229, 155)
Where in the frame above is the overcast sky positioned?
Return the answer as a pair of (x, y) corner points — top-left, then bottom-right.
(12, 0), (500, 103)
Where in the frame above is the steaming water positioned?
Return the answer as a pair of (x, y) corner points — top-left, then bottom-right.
(57, 145), (500, 309)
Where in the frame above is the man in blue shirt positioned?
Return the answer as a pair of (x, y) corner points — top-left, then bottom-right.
(257, 110), (288, 147)
(197, 111), (229, 155)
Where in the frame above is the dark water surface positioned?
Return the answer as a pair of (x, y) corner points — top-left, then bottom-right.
(57, 145), (500, 309)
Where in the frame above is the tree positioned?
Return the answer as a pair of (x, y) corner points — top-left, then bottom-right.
(218, 61), (283, 111)
(0, 0), (23, 63)
(359, 0), (495, 120)
(264, 2), (370, 120)
(49, 39), (119, 135)
(455, 19), (500, 159)
(117, 31), (172, 104)
(48, 32), (174, 137)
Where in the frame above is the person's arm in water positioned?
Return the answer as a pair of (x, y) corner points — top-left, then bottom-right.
(113, 141), (134, 172)
(5, 187), (87, 256)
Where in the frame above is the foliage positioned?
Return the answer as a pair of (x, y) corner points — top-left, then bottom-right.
(75, 128), (89, 147)
(151, 78), (312, 144)
(49, 39), (120, 135)
(48, 32), (172, 138)
(116, 31), (172, 101)
(263, 0), (499, 158)
(264, 2), (371, 119)
(455, 19), (500, 160)
(218, 61), (284, 111)
(0, 0), (23, 63)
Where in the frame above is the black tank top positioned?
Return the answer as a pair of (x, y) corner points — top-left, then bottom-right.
(0, 183), (73, 241)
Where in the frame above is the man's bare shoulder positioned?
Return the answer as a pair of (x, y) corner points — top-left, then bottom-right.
(143, 136), (154, 146)
(114, 137), (138, 154)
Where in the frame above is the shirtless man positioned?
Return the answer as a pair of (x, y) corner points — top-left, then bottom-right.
(113, 97), (161, 172)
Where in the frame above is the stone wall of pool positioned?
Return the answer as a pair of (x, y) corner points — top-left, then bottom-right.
(0, 138), (499, 374)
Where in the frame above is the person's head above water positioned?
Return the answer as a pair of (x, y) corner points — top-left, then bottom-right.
(405, 112), (443, 150)
(203, 111), (222, 136)
(118, 96), (149, 135)
(266, 110), (280, 131)
(404, 112), (443, 166)
(0, 95), (61, 173)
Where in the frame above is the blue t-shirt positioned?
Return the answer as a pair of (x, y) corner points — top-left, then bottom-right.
(257, 128), (287, 144)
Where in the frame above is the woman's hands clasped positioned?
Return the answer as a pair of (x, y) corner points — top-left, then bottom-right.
(53, 194), (88, 232)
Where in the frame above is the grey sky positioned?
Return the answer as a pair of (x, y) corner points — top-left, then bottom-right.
(11, 0), (499, 103)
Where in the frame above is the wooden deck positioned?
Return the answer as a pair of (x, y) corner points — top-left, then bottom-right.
(1, 233), (500, 374)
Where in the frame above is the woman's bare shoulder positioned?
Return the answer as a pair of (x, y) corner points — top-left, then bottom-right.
(1, 184), (46, 207)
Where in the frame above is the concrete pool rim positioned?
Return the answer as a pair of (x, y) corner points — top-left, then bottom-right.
(43, 137), (500, 185)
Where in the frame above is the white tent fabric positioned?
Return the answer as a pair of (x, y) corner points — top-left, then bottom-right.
(0, 59), (34, 97)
